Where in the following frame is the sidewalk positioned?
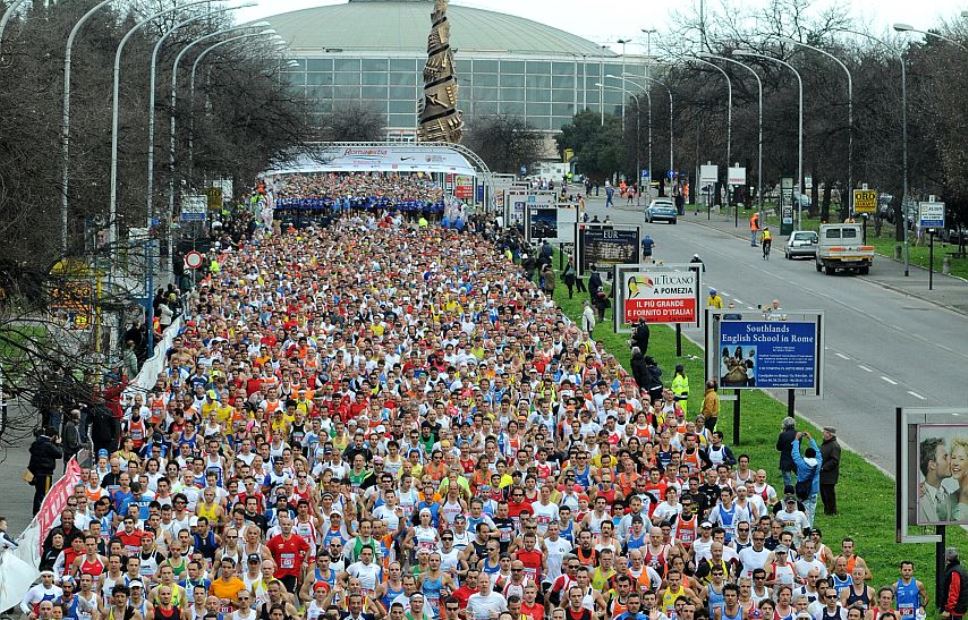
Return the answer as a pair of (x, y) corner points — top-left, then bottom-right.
(678, 205), (968, 316)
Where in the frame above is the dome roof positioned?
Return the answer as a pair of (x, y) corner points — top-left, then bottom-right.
(263, 0), (613, 56)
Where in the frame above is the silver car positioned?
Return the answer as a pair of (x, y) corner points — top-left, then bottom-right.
(785, 230), (819, 259)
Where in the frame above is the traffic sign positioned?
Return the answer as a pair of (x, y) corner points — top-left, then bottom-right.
(728, 166), (746, 186)
(184, 251), (205, 270)
(181, 194), (208, 222)
(700, 164), (718, 185)
(919, 201), (945, 229)
(853, 189), (878, 214)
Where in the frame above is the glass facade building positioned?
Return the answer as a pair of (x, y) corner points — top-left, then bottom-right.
(267, 0), (650, 138)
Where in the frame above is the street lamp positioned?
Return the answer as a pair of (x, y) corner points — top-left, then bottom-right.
(779, 37), (853, 218)
(605, 75), (652, 201)
(187, 31), (280, 177)
(893, 23), (968, 53)
(108, 0), (211, 252)
(0, 0), (29, 57)
(699, 52), (764, 225)
(685, 56), (732, 183)
(168, 24), (275, 244)
(733, 49), (804, 229)
(146, 7), (259, 237)
(616, 38), (632, 128)
(59, 0), (114, 255)
(612, 73), (674, 193)
(598, 83), (643, 202)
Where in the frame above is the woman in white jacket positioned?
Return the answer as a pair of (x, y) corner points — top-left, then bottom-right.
(581, 300), (596, 335)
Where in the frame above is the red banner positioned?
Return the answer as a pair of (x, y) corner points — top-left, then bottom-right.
(37, 458), (83, 552)
(624, 297), (697, 324)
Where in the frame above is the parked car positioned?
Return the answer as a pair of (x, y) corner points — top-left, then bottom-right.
(645, 198), (677, 224)
(784, 230), (819, 259)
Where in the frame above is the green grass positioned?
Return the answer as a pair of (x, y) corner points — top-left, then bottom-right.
(551, 252), (964, 605)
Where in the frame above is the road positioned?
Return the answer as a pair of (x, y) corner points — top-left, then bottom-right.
(583, 198), (968, 473)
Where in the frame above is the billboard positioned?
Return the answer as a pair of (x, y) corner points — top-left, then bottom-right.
(526, 207), (559, 243)
(576, 224), (640, 276)
(897, 409), (968, 541)
(614, 264), (700, 332)
(706, 311), (824, 394)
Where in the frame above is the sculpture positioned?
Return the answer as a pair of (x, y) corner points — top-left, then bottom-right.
(417, 0), (463, 144)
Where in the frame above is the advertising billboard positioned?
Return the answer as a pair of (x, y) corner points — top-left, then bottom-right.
(897, 409), (968, 541)
(526, 207), (559, 243)
(706, 311), (824, 394)
(614, 265), (700, 332)
(576, 224), (640, 276)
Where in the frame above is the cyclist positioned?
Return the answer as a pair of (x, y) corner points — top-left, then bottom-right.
(761, 227), (773, 259)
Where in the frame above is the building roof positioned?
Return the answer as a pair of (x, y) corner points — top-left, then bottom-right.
(263, 0), (614, 57)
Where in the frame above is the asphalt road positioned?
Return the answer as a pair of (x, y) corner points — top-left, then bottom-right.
(584, 198), (968, 474)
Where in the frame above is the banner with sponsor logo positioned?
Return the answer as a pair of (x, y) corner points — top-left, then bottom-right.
(575, 224), (640, 277)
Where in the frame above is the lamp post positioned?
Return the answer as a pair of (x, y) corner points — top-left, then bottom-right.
(699, 52), (763, 225)
(686, 57), (732, 191)
(108, 0), (211, 253)
(605, 75), (652, 201)
(733, 49), (804, 229)
(145, 6), (257, 238)
(780, 37), (853, 218)
(59, 0), (114, 255)
(616, 38), (631, 129)
(168, 24), (274, 254)
(842, 28), (908, 276)
(617, 73), (673, 193)
(187, 31), (281, 177)
(598, 83), (642, 203)
(0, 0), (29, 57)
(893, 23), (968, 53)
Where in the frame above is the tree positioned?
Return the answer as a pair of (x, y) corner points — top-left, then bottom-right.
(315, 102), (386, 142)
(463, 114), (544, 174)
(557, 110), (623, 183)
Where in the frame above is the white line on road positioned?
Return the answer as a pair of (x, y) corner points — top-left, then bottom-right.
(733, 298), (744, 304)
(908, 391), (927, 400)
(858, 365), (873, 372)
(835, 352), (850, 360)
(881, 376), (899, 385)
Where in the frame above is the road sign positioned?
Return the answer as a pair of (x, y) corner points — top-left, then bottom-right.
(918, 201), (945, 229)
(184, 251), (205, 270)
(853, 189), (878, 214)
(728, 166), (746, 186)
(700, 164), (718, 185)
(181, 194), (207, 222)
(780, 177), (795, 235)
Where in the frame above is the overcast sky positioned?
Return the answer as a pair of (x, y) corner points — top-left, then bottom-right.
(235, 0), (967, 50)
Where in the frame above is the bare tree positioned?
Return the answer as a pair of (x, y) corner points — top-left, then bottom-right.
(464, 114), (545, 175)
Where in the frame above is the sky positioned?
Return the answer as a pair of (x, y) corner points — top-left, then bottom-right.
(234, 0), (967, 51)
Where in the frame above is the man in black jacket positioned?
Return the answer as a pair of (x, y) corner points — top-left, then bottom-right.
(630, 348), (649, 390)
(28, 427), (63, 514)
(819, 427), (842, 516)
(631, 319), (650, 354)
(776, 417), (797, 489)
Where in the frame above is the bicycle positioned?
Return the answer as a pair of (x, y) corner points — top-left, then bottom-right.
(762, 239), (772, 260)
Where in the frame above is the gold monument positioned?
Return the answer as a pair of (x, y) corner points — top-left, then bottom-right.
(416, 0), (463, 143)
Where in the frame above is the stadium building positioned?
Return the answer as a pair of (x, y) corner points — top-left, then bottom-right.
(268, 0), (650, 141)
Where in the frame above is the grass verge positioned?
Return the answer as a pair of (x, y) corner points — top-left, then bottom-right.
(550, 251), (964, 604)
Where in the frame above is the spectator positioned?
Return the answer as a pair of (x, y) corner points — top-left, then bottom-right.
(631, 348), (649, 391)
(122, 340), (139, 380)
(820, 427), (842, 516)
(777, 417), (798, 487)
(61, 408), (82, 468)
(27, 427), (62, 514)
(792, 431), (823, 527)
(701, 380), (720, 433)
(581, 300), (596, 333)
(631, 319), (650, 354)
(942, 547), (968, 620)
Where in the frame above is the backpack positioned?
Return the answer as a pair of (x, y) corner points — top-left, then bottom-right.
(795, 465), (816, 500)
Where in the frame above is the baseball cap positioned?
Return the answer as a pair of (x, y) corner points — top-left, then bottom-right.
(97, 449), (109, 458)
(247, 554), (261, 564)
(700, 521), (713, 528)
(129, 580), (144, 589)
(784, 494), (797, 503)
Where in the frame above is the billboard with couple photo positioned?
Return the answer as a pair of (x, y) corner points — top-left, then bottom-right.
(913, 424), (968, 525)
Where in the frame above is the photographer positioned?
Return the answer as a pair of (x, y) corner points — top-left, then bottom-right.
(27, 426), (63, 514)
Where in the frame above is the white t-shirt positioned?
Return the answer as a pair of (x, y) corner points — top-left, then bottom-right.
(346, 561), (382, 592)
(737, 547), (772, 578)
(467, 592), (508, 620)
(543, 537), (573, 582)
(794, 557), (828, 580)
(531, 502), (559, 535)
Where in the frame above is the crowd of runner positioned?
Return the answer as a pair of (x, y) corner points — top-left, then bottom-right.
(272, 173), (446, 212)
(17, 177), (936, 620)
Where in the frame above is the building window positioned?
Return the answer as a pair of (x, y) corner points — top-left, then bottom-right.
(391, 58), (417, 72)
(474, 59), (499, 74)
(501, 60), (525, 74)
(334, 72), (361, 86)
(306, 59), (332, 72)
(362, 59), (388, 72)
(363, 72), (389, 86)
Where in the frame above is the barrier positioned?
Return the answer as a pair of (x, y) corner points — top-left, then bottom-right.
(0, 317), (184, 613)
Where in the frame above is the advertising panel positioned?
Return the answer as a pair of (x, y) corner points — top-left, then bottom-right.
(853, 189), (877, 215)
(707, 311), (824, 394)
(619, 267), (699, 327)
(576, 224), (640, 276)
(897, 409), (968, 541)
(526, 207), (559, 243)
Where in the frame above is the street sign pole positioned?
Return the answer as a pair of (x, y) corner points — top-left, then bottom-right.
(930, 230), (934, 291)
